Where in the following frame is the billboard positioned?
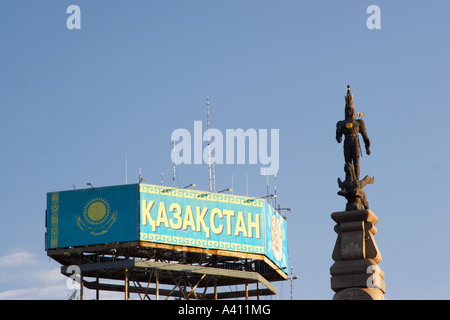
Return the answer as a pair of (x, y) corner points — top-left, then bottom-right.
(139, 184), (288, 272)
(46, 184), (139, 249)
(46, 183), (288, 272)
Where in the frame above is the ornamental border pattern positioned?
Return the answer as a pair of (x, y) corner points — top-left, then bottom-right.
(140, 232), (265, 254)
(50, 193), (59, 248)
(139, 184), (264, 208)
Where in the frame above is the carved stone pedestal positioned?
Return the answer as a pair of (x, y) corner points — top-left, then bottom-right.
(330, 209), (385, 300)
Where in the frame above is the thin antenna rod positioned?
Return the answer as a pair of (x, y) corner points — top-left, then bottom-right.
(212, 155), (216, 193)
(231, 174), (234, 195)
(263, 168), (266, 201)
(207, 97), (212, 192)
(246, 171), (248, 197)
(172, 142), (176, 187)
(274, 174), (277, 208)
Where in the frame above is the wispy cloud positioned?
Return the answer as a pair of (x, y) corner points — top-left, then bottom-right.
(0, 251), (69, 299)
(0, 250), (132, 300)
(0, 252), (37, 267)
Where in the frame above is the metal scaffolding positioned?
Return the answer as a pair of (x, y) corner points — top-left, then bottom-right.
(49, 241), (286, 300)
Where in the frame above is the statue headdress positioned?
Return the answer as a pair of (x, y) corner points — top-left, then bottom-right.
(345, 85), (355, 120)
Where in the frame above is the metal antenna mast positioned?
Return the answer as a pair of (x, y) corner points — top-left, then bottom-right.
(274, 173), (277, 208)
(213, 155), (216, 193)
(172, 142), (176, 187)
(246, 171), (248, 196)
(207, 97), (212, 192)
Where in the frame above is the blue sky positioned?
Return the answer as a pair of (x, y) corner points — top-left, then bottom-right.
(0, 1), (449, 299)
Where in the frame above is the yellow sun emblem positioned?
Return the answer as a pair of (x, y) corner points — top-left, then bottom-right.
(75, 198), (117, 235)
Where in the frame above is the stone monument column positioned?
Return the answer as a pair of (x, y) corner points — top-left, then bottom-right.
(330, 209), (385, 300)
(331, 85), (385, 300)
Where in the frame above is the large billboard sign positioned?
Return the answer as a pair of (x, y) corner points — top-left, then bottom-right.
(139, 184), (288, 270)
(46, 183), (288, 272)
(46, 184), (139, 249)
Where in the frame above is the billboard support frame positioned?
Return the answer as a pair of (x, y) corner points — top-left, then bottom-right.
(56, 245), (278, 300)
